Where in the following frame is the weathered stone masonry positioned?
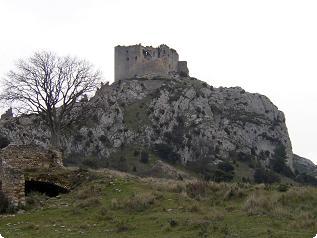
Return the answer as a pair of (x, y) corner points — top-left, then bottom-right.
(115, 44), (189, 81)
(0, 145), (63, 207)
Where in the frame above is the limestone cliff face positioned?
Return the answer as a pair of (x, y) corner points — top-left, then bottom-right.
(0, 77), (294, 172)
(293, 154), (317, 177)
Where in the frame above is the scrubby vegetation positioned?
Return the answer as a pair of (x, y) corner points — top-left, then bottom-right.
(0, 134), (10, 149)
(186, 159), (235, 182)
(63, 153), (109, 169)
(0, 169), (316, 238)
(295, 173), (317, 186)
(253, 168), (280, 184)
(123, 97), (152, 131)
(271, 144), (294, 178)
(153, 143), (180, 164)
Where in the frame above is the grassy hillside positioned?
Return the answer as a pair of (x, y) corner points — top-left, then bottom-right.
(0, 169), (316, 238)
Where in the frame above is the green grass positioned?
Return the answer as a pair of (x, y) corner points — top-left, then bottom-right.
(0, 169), (317, 238)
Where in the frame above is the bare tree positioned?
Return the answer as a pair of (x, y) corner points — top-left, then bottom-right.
(0, 51), (101, 148)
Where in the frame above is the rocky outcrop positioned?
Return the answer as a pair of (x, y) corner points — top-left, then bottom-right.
(293, 154), (317, 177)
(0, 77), (297, 175)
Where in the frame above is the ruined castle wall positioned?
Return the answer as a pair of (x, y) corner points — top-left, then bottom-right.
(1, 167), (25, 207)
(177, 61), (189, 76)
(115, 45), (142, 82)
(115, 45), (179, 81)
(0, 145), (63, 207)
(0, 145), (63, 170)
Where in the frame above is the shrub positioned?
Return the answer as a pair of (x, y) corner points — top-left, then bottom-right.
(81, 157), (108, 169)
(270, 144), (294, 178)
(153, 144), (180, 164)
(253, 168), (280, 184)
(140, 151), (149, 164)
(98, 135), (110, 145)
(187, 202), (201, 213)
(0, 135), (10, 149)
(223, 186), (246, 200)
(63, 153), (83, 166)
(63, 153), (109, 169)
(169, 219), (178, 227)
(243, 192), (275, 216)
(186, 160), (234, 182)
(133, 150), (140, 157)
(87, 130), (93, 137)
(212, 169), (234, 182)
(217, 161), (234, 172)
(99, 207), (109, 216)
(237, 152), (251, 162)
(277, 184), (289, 192)
(73, 133), (84, 142)
(109, 156), (128, 172)
(295, 173), (317, 186)
(186, 181), (207, 199)
(115, 219), (130, 233)
(164, 117), (185, 147)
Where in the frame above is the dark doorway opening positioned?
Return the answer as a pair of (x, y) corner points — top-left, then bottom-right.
(25, 180), (69, 197)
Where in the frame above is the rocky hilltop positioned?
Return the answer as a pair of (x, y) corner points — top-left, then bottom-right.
(0, 76), (315, 181)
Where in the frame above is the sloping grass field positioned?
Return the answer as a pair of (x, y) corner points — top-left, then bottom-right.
(0, 169), (316, 238)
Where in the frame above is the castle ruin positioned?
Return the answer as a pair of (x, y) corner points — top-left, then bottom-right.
(0, 145), (67, 207)
(115, 44), (189, 81)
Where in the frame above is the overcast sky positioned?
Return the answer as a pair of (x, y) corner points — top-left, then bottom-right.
(0, 0), (316, 163)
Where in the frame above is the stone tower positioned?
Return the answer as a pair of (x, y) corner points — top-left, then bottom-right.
(115, 44), (189, 81)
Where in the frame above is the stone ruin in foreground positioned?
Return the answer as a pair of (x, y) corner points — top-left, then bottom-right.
(115, 44), (189, 81)
(0, 145), (67, 207)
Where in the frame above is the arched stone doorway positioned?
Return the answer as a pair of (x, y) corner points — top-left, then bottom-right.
(25, 180), (69, 197)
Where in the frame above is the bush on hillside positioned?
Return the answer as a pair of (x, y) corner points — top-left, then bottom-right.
(270, 144), (294, 178)
(153, 144), (180, 164)
(217, 161), (234, 172)
(277, 184), (289, 192)
(253, 168), (280, 184)
(64, 153), (108, 169)
(81, 157), (109, 169)
(295, 173), (317, 186)
(0, 135), (10, 149)
(140, 151), (149, 164)
(186, 159), (234, 182)
(212, 169), (234, 182)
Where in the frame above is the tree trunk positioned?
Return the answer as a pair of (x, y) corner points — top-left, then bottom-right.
(50, 126), (61, 150)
